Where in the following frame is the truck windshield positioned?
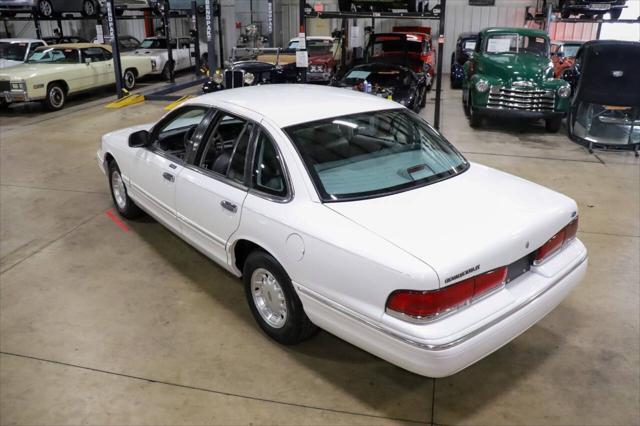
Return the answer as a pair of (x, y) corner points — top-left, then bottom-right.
(285, 109), (468, 201)
(26, 48), (80, 64)
(0, 42), (28, 61)
(485, 34), (549, 57)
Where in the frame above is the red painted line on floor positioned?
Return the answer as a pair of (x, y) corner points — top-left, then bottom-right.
(105, 209), (130, 233)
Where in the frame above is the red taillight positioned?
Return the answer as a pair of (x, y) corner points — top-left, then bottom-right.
(534, 217), (579, 265)
(386, 266), (508, 320)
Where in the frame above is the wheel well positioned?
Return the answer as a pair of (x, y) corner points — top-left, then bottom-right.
(48, 80), (68, 94)
(104, 152), (115, 168)
(233, 239), (264, 273)
(125, 68), (138, 77)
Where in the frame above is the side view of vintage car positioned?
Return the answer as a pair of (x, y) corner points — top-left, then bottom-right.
(365, 30), (434, 89)
(548, 0), (628, 20)
(0, 0), (151, 18)
(551, 40), (584, 79)
(126, 36), (208, 80)
(564, 40), (640, 155)
(0, 38), (47, 68)
(462, 27), (571, 132)
(0, 43), (153, 110)
(450, 32), (478, 89)
(332, 62), (428, 112)
(285, 36), (341, 84)
(202, 47), (297, 93)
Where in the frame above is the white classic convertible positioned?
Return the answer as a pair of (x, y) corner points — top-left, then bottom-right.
(97, 85), (588, 377)
(127, 36), (208, 80)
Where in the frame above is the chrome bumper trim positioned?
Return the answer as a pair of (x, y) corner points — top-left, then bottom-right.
(297, 254), (586, 352)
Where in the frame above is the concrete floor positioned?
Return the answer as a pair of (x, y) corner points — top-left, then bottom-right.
(0, 82), (638, 425)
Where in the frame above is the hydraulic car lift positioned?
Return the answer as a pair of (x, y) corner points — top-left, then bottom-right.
(303, 0), (447, 130)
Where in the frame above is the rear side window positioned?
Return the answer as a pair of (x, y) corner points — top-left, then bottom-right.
(252, 132), (287, 198)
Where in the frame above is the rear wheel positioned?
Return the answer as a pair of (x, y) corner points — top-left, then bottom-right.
(243, 251), (317, 345)
(37, 0), (53, 17)
(545, 116), (562, 133)
(81, 0), (96, 17)
(123, 68), (136, 90)
(43, 83), (65, 111)
(338, 0), (351, 12)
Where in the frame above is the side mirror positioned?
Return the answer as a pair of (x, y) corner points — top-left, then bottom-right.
(128, 130), (151, 148)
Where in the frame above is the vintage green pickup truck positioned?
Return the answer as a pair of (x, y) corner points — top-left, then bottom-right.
(462, 27), (572, 132)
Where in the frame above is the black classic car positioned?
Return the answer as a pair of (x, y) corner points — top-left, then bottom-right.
(549, 0), (628, 20)
(564, 40), (640, 155)
(450, 32), (478, 89)
(203, 48), (297, 93)
(331, 62), (428, 112)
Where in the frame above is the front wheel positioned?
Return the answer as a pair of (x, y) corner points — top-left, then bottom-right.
(108, 161), (143, 219)
(243, 251), (318, 345)
(81, 0), (96, 16)
(43, 83), (66, 111)
(37, 0), (53, 17)
(545, 116), (562, 133)
(123, 68), (136, 90)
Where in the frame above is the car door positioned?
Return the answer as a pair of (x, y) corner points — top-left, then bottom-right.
(175, 110), (253, 266)
(129, 105), (210, 234)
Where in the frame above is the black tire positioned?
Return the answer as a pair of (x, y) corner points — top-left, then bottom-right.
(545, 117), (562, 133)
(243, 250), (317, 345)
(407, 0), (417, 13)
(1, 11), (17, 17)
(81, 0), (96, 17)
(108, 160), (143, 219)
(123, 68), (136, 90)
(43, 82), (66, 111)
(419, 86), (427, 108)
(161, 62), (174, 81)
(560, 8), (571, 19)
(609, 8), (622, 20)
(37, 0), (53, 17)
(115, 8), (124, 16)
(338, 0), (351, 12)
(469, 106), (481, 128)
(0, 99), (9, 109)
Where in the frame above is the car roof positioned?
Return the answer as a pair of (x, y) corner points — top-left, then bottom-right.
(38, 43), (112, 51)
(457, 32), (478, 39)
(0, 38), (43, 43)
(480, 27), (548, 38)
(186, 84), (401, 128)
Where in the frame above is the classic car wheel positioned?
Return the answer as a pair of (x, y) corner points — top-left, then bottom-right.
(420, 86), (427, 108)
(337, 0), (351, 12)
(468, 93), (481, 128)
(108, 161), (143, 219)
(38, 0), (53, 17)
(123, 69), (136, 90)
(43, 83), (66, 111)
(81, 0), (97, 17)
(243, 250), (317, 345)
(545, 117), (562, 133)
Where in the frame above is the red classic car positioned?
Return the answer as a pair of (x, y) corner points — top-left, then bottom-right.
(551, 40), (584, 79)
(365, 26), (435, 89)
(285, 36), (341, 83)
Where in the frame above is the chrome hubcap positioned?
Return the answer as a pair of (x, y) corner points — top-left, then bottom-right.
(40, 1), (52, 15)
(111, 170), (127, 210)
(49, 87), (63, 107)
(124, 71), (134, 88)
(84, 1), (94, 14)
(251, 268), (287, 329)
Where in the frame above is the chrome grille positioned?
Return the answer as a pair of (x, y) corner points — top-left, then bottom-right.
(488, 87), (555, 112)
(0, 81), (10, 92)
(224, 70), (244, 88)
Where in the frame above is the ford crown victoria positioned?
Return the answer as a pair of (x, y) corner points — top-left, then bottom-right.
(97, 85), (588, 377)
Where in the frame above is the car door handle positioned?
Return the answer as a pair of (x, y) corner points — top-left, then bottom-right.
(162, 172), (174, 182)
(220, 200), (237, 213)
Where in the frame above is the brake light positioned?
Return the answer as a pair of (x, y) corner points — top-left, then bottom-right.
(386, 266), (508, 320)
(534, 217), (579, 265)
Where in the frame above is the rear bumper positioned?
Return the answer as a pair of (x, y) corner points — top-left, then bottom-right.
(476, 106), (565, 120)
(298, 240), (587, 377)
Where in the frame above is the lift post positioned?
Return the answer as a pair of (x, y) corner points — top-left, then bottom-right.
(297, 1), (307, 83)
(105, 0), (125, 98)
(433, 0), (445, 129)
(162, 0), (175, 83)
(191, 0), (201, 76)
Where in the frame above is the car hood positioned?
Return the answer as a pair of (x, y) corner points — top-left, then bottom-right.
(478, 53), (554, 85)
(325, 163), (577, 286)
(309, 53), (334, 64)
(0, 63), (70, 80)
(0, 59), (23, 69)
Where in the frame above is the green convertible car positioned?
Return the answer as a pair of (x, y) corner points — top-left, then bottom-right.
(462, 27), (572, 132)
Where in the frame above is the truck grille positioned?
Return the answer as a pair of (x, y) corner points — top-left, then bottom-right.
(0, 81), (10, 92)
(488, 87), (555, 112)
(224, 70), (244, 88)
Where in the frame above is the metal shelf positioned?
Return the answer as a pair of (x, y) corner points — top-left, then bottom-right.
(305, 10), (441, 21)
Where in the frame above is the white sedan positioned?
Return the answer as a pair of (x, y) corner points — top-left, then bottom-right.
(97, 85), (588, 377)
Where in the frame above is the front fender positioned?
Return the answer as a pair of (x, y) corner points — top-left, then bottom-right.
(469, 74), (502, 107)
(541, 78), (572, 112)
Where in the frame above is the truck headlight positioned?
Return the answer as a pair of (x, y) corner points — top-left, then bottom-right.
(557, 85), (571, 98)
(475, 79), (489, 93)
(243, 72), (255, 85)
(212, 71), (223, 84)
(11, 81), (26, 90)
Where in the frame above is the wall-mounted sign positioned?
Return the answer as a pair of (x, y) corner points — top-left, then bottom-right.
(469, 0), (495, 5)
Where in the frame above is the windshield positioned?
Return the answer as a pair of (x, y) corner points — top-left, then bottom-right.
(0, 42), (28, 61)
(287, 39), (335, 55)
(343, 68), (410, 86)
(286, 109), (468, 201)
(26, 48), (79, 64)
(563, 44), (581, 57)
(140, 38), (176, 49)
(462, 39), (477, 51)
(485, 34), (549, 57)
